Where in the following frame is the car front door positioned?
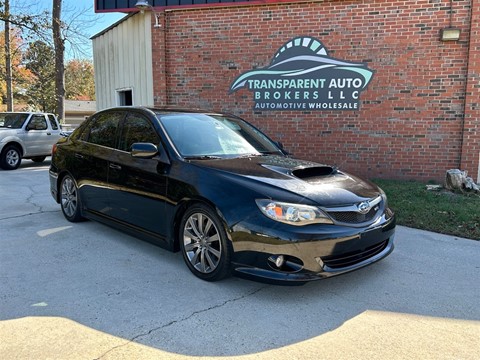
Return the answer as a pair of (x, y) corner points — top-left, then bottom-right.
(107, 111), (169, 242)
(24, 114), (52, 156)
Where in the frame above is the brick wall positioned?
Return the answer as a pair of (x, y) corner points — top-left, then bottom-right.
(151, 0), (479, 182)
(462, 0), (480, 182)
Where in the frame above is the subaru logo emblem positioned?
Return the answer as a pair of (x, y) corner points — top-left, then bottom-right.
(357, 201), (371, 214)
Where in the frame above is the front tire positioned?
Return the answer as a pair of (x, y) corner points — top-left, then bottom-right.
(179, 204), (232, 281)
(0, 145), (22, 170)
(60, 175), (84, 222)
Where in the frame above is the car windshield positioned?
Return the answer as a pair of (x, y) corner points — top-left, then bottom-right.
(0, 113), (29, 129)
(157, 113), (283, 158)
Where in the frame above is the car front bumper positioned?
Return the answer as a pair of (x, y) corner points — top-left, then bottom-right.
(49, 168), (59, 203)
(229, 214), (396, 284)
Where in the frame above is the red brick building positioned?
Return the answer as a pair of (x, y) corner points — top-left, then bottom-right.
(93, 0), (480, 183)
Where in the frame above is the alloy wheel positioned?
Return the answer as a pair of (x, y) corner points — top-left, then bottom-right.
(6, 148), (20, 167)
(61, 177), (78, 218)
(183, 212), (222, 274)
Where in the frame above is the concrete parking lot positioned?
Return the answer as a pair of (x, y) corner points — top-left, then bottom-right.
(1, 160), (479, 359)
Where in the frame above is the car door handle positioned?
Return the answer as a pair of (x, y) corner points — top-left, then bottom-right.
(75, 153), (84, 159)
(47, 132), (51, 135)
(109, 164), (122, 170)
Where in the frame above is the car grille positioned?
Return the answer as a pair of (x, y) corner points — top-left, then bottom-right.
(322, 196), (383, 226)
(327, 206), (379, 224)
(321, 240), (389, 269)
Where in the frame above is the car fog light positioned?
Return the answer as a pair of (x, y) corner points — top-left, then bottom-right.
(275, 255), (285, 268)
(267, 255), (304, 273)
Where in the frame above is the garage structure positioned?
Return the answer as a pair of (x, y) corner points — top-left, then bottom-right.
(92, 0), (480, 183)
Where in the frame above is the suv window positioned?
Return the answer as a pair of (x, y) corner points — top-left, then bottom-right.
(47, 114), (59, 130)
(82, 112), (123, 148)
(27, 115), (48, 131)
(118, 113), (159, 152)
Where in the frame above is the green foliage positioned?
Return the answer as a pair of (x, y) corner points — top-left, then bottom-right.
(23, 40), (56, 112)
(65, 59), (95, 101)
(373, 179), (480, 240)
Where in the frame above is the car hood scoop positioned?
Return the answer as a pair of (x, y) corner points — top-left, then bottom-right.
(260, 163), (338, 184)
(291, 166), (336, 179)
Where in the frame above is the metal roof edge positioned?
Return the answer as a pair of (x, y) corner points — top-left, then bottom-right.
(90, 13), (137, 40)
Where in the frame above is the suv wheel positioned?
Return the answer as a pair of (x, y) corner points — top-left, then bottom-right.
(0, 145), (22, 170)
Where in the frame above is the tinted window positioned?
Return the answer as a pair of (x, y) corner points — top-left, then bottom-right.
(47, 114), (59, 130)
(118, 113), (159, 152)
(27, 115), (48, 130)
(0, 113), (28, 129)
(84, 112), (123, 148)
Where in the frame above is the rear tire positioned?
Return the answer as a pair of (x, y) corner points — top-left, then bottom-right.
(179, 204), (232, 281)
(0, 145), (22, 170)
(60, 175), (84, 222)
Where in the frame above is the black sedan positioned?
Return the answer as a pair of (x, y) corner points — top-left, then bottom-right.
(49, 107), (395, 284)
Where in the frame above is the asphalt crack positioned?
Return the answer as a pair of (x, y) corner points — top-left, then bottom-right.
(26, 185), (40, 210)
(94, 285), (269, 360)
(0, 184), (57, 222)
(26, 184), (50, 213)
(0, 210), (61, 222)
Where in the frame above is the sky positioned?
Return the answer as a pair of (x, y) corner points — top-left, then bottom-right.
(10, 0), (127, 59)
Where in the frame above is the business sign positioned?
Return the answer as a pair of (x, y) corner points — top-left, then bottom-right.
(229, 36), (374, 111)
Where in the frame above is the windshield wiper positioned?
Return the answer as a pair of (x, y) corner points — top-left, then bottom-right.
(183, 155), (222, 160)
(260, 151), (282, 155)
(235, 153), (268, 158)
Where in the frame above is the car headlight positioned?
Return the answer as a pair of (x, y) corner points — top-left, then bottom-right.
(255, 199), (333, 226)
(378, 187), (389, 208)
(378, 188), (394, 219)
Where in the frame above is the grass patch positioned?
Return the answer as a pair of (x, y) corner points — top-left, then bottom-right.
(372, 179), (480, 240)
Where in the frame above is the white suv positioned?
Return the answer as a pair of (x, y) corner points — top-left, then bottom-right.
(0, 112), (61, 170)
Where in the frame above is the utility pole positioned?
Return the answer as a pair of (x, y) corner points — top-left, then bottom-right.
(4, 0), (13, 111)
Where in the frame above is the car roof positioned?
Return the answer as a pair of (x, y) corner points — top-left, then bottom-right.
(101, 106), (234, 119)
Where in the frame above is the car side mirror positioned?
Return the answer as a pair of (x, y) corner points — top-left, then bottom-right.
(131, 143), (159, 159)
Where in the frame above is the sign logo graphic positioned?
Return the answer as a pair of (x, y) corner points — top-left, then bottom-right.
(229, 36), (374, 111)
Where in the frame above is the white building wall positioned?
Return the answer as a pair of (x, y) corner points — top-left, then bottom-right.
(92, 13), (154, 110)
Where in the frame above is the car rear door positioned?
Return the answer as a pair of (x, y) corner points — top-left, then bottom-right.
(71, 111), (124, 216)
(46, 114), (61, 145)
(107, 110), (169, 241)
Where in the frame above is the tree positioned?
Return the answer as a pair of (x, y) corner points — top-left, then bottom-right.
(1, 1), (95, 113)
(65, 59), (95, 101)
(0, 29), (32, 106)
(1, 1), (51, 109)
(4, 0), (12, 110)
(23, 41), (56, 112)
(52, 0), (64, 122)
(0, 2), (50, 34)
